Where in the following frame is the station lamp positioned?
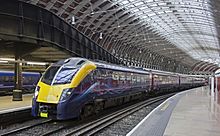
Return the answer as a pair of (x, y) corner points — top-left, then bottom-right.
(99, 32), (103, 39)
(71, 16), (75, 25)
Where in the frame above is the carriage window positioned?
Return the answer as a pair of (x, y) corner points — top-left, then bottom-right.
(112, 71), (119, 80)
(137, 75), (141, 83)
(120, 73), (126, 81)
(127, 73), (131, 81)
(132, 73), (136, 84)
(141, 76), (145, 83)
(9, 76), (13, 82)
(5, 76), (9, 82)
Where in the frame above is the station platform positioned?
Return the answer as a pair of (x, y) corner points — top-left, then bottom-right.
(127, 86), (220, 136)
(0, 94), (33, 114)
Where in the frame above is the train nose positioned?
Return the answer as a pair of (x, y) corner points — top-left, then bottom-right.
(36, 82), (63, 104)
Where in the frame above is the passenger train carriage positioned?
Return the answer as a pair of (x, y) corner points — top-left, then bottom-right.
(0, 71), (40, 93)
(32, 57), (206, 120)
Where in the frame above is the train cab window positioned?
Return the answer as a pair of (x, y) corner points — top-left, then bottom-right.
(54, 67), (78, 85)
(41, 66), (61, 85)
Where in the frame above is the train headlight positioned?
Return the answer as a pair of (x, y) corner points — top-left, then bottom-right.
(60, 88), (73, 102)
(34, 86), (40, 98)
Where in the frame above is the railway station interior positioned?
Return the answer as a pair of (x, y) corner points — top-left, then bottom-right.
(0, 0), (220, 135)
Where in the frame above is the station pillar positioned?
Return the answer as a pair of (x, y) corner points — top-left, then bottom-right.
(12, 55), (23, 101)
(211, 76), (215, 97)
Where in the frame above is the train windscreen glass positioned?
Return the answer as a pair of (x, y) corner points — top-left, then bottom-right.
(41, 66), (61, 85)
(53, 67), (78, 85)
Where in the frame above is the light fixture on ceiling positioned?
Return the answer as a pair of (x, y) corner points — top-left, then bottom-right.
(71, 16), (75, 25)
(0, 58), (15, 61)
(99, 32), (103, 39)
(0, 60), (8, 63)
(27, 61), (47, 66)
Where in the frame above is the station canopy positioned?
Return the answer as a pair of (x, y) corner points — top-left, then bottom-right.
(28, 0), (220, 74)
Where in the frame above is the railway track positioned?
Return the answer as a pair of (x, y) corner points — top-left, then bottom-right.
(0, 93), (173, 136)
(0, 119), (53, 136)
(41, 93), (174, 136)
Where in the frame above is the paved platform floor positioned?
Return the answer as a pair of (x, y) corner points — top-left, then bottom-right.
(0, 94), (33, 114)
(127, 86), (220, 136)
(164, 86), (220, 136)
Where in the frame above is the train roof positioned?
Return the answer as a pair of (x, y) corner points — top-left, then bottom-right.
(94, 61), (149, 74)
(54, 57), (206, 78)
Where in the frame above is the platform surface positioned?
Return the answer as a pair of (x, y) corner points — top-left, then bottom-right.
(0, 94), (33, 114)
(127, 86), (220, 136)
(164, 86), (220, 136)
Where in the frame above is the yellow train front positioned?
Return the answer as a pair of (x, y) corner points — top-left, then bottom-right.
(31, 58), (97, 120)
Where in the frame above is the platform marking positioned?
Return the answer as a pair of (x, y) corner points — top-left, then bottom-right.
(160, 101), (170, 111)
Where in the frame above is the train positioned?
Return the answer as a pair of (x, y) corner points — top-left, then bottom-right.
(0, 71), (40, 94)
(32, 57), (206, 120)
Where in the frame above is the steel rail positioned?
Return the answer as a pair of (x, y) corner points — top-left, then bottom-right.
(64, 94), (174, 136)
(1, 119), (52, 136)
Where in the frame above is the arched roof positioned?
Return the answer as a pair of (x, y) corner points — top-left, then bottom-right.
(27, 0), (220, 74)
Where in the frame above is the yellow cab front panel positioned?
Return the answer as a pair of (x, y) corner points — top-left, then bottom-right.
(37, 81), (70, 104)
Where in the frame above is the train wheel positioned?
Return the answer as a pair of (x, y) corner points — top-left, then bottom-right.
(94, 101), (104, 114)
(80, 104), (94, 119)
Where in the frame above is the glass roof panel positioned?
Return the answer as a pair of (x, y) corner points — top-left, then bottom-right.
(114, 0), (219, 64)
